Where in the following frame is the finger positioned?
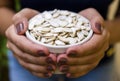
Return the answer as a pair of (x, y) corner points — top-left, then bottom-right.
(10, 47), (56, 74)
(57, 54), (67, 66)
(67, 29), (109, 57)
(6, 25), (49, 56)
(79, 8), (104, 34)
(12, 8), (39, 35)
(16, 54), (53, 78)
(16, 55), (55, 73)
(59, 62), (98, 74)
(7, 40), (56, 65)
(59, 51), (104, 66)
(48, 54), (57, 65)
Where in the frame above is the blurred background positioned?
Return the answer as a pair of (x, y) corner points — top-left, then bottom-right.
(0, 0), (119, 81)
(0, 36), (9, 81)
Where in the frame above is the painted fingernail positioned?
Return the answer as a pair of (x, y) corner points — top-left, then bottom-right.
(95, 23), (102, 33)
(46, 57), (55, 64)
(16, 22), (24, 34)
(61, 65), (69, 72)
(58, 58), (67, 66)
(47, 65), (54, 71)
(38, 50), (46, 56)
(68, 51), (77, 57)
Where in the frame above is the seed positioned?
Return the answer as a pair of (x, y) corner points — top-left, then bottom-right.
(55, 40), (66, 46)
(77, 31), (85, 41)
(49, 20), (59, 27)
(42, 11), (52, 20)
(68, 38), (77, 44)
(28, 9), (93, 46)
(58, 36), (69, 43)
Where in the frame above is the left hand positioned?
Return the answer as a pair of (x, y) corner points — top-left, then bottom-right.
(57, 8), (110, 78)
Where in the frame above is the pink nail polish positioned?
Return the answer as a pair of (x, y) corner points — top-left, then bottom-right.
(16, 22), (24, 34)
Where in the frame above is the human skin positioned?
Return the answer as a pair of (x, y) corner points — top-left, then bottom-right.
(0, 0), (120, 78)
(5, 8), (109, 78)
(0, 0), (14, 35)
(0, 1), (57, 78)
(57, 8), (110, 78)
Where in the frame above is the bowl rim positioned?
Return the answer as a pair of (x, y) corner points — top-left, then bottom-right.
(26, 10), (93, 49)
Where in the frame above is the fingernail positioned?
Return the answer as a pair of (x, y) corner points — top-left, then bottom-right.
(38, 50), (46, 56)
(44, 73), (50, 77)
(58, 58), (67, 66)
(47, 65), (54, 71)
(16, 22), (24, 34)
(46, 57), (55, 64)
(95, 23), (102, 33)
(68, 51), (77, 57)
(61, 65), (69, 72)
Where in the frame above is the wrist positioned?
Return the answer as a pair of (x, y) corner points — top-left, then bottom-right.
(0, 7), (15, 36)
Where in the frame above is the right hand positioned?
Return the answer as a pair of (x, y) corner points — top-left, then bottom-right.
(5, 8), (57, 78)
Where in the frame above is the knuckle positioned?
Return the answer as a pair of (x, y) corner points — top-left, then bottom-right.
(88, 8), (97, 11)
(5, 26), (13, 37)
(22, 8), (39, 14)
(20, 53), (28, 60)
(20, 62), (33, 72)
(31, 72), (42, 77)
(22, 8), (31, 11)
(12, 13), (23, 22)
(30, 66), (38, 72)
(19, 60), (28, 69)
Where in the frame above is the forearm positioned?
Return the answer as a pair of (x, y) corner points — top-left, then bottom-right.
(0, 7), (15, 36)
(105, 17), (120, 44)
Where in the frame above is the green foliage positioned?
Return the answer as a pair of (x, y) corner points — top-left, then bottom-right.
(0, 36), (9, 81)
(15, 0), (21, 11)
(0, 36), (8, 66)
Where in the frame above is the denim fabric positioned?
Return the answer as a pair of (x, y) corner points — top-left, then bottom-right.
(8, 51), (113, 81)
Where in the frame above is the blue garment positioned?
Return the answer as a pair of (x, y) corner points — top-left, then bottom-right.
(8, 50), (113, 81)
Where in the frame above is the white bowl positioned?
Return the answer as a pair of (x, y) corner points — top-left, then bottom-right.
(26, 29), (93, 54)
(26, 10), (93, 74)
(26, 10), (93, 54)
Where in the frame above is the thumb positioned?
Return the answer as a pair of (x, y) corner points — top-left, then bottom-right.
(79, 8), (104, 34)
(91, 16), (103, 34)
(13, 8), (39, 35)
(15, 18), (28, 35)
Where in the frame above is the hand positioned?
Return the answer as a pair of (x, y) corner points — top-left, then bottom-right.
(5, 8), (57, 78)
(57, 8), (110, 78)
